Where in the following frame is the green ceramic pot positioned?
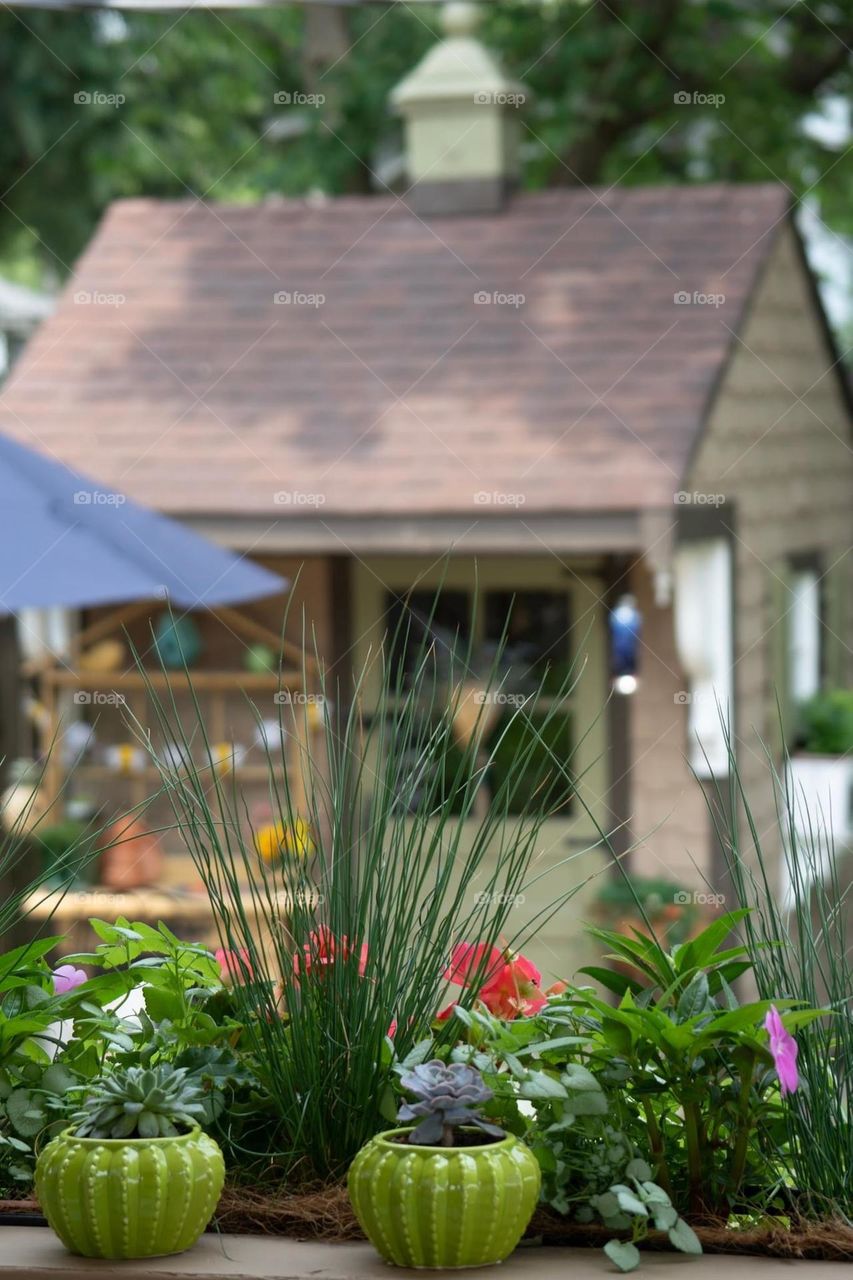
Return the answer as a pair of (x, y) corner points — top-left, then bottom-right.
(348, 1127), (541, 1269)
(35, 1123), (224, 1259)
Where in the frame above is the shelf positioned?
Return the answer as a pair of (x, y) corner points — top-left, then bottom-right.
(67, 764), (286, 783)
(23, 886), (297, 923)
(42, 670), (303, 692)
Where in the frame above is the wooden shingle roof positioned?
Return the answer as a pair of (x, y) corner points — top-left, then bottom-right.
(0, 182), (790, 519)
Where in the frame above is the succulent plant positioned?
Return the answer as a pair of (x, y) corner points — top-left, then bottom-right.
(71, 1064), (207, 1140)
(397, 1060), (504, 1146)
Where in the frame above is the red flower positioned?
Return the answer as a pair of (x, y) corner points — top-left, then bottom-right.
(293, 924), (368, 978)
(438, 942), (549, 1020)
(215, 947), (253, 985)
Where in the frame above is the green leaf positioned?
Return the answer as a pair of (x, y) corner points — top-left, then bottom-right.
(561, 1064), (601, 1092)
(41, 1064), (76, 1095)
(398, 1039), (433, 1070)
(625, 1158), (652, 1180)
(577, 966), (643, 998)
(519, 1070), (568, 1100)
(669, 1218), (703, 1254)
(675, 971), (710, 1022)
(604, 1240), (640, 1272)
(613, 1187), (648, 1217)
(677, 909), (749, 972)
(6, 1089), (47, 1137)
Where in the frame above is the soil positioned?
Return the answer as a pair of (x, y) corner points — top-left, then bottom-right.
(4, 1187), (853, 1262)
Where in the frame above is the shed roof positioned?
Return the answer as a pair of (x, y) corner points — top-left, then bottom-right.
(0, 182), (793, 522)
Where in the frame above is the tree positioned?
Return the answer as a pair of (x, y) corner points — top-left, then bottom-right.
(0, 1), (850, 297)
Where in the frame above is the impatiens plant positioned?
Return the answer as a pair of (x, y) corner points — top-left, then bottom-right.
(397, 1060), (504, 1146)
(438, 942), (563, 1020)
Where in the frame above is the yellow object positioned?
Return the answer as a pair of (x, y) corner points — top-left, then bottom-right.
(78, 640), (125, 673)
(104, 743), (146, 775)
(255, 818), (313, 861)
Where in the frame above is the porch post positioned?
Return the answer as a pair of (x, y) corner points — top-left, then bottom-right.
(604, 556), (634, 871)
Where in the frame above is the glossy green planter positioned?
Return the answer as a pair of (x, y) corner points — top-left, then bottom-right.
(35, 1123), (224, 1259)
(348, 1127), (541, 1269)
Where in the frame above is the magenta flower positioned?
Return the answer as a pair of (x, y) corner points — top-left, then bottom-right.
(765, 1004), (799, 1097)
(51, 964), (87, 995)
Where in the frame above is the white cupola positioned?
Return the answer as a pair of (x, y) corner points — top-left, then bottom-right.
(391, 1), (528, 215)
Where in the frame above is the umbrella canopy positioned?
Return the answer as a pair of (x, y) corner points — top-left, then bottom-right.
(0, 434), (286, 612)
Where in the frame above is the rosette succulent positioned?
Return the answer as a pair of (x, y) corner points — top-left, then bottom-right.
(71, 1064), (206, 1140)
(397, 1060), (504, 1146)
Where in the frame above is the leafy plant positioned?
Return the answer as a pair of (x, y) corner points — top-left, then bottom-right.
(72, 1063), (206, 1140)
(708, 727), (853, 1220)
(397, 1060), (503, 1146)
(135, 597), (592, 1180)
(797, 689), (853, 755)
(573, 910), (823, 1220)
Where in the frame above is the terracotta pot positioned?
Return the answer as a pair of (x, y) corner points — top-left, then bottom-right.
(99, 816), (162, 890)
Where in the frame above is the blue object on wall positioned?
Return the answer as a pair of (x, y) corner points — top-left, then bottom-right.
(609, 594), (642, 677)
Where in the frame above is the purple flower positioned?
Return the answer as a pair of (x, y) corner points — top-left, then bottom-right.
(765, 1004), (799, 1097)
(51, 965), (87, 995)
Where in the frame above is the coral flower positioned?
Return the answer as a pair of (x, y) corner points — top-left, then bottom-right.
(765, 1004), (799, 1097)
(293, 924), (368, 978)
(51, 965), (87, 995)
(438, 942), (549, 1020)
(215, 947), (254, 985)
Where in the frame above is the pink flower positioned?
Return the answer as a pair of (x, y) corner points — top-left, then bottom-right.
(215, 947), (254, 985)
(438, 942), (549, 1020)
(51, 965), (87, 995)
(765, 1004), (799, 1097)
(293, 925), (368, 978)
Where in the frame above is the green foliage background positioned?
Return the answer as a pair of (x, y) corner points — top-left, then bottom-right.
(1, 0), (851, 284)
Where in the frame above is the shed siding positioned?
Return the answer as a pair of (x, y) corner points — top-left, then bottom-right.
(686, 222), (853, 872)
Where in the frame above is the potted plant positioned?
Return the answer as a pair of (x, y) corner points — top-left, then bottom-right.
(787, 689), (853, 848)
(348, 1060), (540, 1268)
(35, 1063), (224, 1259)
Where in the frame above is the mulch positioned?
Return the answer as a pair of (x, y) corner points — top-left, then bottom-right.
(4, 1187), (853, 1262)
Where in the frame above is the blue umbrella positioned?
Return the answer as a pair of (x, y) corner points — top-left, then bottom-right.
(0, 433), (286, 611)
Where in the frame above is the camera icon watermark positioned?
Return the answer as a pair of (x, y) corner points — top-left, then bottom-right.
(273, 291), (325, 308)
(472, 690), (528, 708)
(673, 889), (726, 908)
(673, 91), (725, 108)
(273, 90), (325, 107)
(273, 490), (326, 507)
(73, 490), (126, 506)
(473, 890), (526, 907)
(674, 290), (725, 307)
(474, 290), (525, 308)
(473, 491), (526, 508)
(473, 90), (525, 107)
(73, 690), (126, 706)
(73, 290), (125, 307)
(273, 691), (327, 707)
(673, 491), (725, 507)
(73, 90), (125, 108)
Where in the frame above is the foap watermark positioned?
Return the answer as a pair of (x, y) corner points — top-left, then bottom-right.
(473, 90), (525, 107)
(474, 290), (525, 308)
(273, 490), (326, 508)
(74, 90), (125, 108)
(73, 490), (126, 506)
(473, 890), (526, 907)
(674, 889), (726, 908)
(674, 290), (725, 308)
(274, 290), (325, 308)
(73, 290), (125, 307)
(273, 90), (325, 107)
(472, 690), (528, 708)
(473, 490), (526, 508)
(674, 689), (717, 706)
(673, 491), (725, 507)
(73, 690), (126, 707)
(273, 691), (327, 707)
(673, 91), (725, 109)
